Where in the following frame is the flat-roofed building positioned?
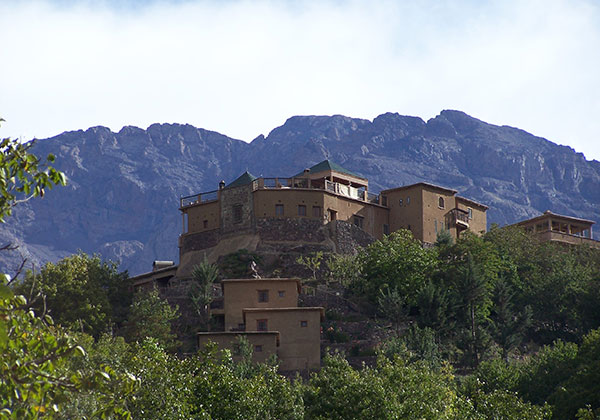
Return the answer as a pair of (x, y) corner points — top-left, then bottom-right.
(197, 277), (324, 372)
(380, 182), (488, 245)
(219, 278), (301, 331)
(514, 210), (600, 249)
(177, 160), (488, 272)
(243, 307), (324, 371)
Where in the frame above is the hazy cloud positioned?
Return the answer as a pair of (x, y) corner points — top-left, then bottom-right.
(1, 0), (599, 160)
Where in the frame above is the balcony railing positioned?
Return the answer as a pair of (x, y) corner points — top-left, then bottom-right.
(180, 189), (218, 207)
(182, 177), (387, 207)
(449, 208), (470, 226)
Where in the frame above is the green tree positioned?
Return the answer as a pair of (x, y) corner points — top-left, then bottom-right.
(122, 288), (179, 351)
(191, 343), (304, 419)
(1, 119), (134, 418)
(0, 281), (135, 419)
(0, 118), (66, 222)
(377, 286), (408, 333)
(190, 259), (219, 330)
(325, 253), (362, 287)
(16, 252), (131, 338)
(296, 251), (324, 282)
(354, 229), (438, 305)
(489, 277), (532, 361)
(456, 252), (492, 367)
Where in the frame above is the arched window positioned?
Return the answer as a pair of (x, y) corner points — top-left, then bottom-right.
(438, 197), (445, 209)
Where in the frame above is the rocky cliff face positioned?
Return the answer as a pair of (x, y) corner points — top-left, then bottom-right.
(2, 110), (599, 275)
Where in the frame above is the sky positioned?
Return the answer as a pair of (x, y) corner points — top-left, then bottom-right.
(1, 0), (599, 161)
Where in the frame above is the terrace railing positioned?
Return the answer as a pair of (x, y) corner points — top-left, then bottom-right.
(181, 179), (387, 207)
(180, 189), (218, 208)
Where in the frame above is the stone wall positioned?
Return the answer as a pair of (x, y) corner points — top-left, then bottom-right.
(332, 220), (376, 254)
(256, 217), (327, 242)
(180, 229), (220, 255)
(220, 184), (254, 233)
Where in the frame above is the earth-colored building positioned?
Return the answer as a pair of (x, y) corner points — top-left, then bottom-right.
(197, 277), (324, 371)
(514, 210), (600, 249)
(177, 160), (488, 276)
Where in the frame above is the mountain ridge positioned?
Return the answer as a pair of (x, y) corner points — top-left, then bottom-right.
(2, 110), (599, 276)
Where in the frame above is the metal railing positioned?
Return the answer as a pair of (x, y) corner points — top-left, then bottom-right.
(181, 178), (387, 207)
(180, 189), (218, 207)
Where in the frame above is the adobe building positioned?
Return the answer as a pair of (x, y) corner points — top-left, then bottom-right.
(197, 277), (324, 371)
(177, 160), (487, 277)
(513, 210), (600, 249)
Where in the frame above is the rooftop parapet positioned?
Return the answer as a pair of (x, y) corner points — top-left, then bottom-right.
(180, 176), (385, 209)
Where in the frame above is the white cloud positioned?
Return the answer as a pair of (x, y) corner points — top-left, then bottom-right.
(1, 0), (599, 160)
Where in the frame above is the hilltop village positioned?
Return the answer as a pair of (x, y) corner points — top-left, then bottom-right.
(131, 160), (600, 370)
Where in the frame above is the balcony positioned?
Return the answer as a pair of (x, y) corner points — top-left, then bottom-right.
(180, 189), (218, 208)
(449, 208), (470, 229)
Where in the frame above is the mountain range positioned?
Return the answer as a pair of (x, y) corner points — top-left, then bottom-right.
(2, 110), (599, 276)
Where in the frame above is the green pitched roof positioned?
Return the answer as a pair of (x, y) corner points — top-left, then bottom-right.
(226, 171), (257, 188)
(296, 160), (362, 179)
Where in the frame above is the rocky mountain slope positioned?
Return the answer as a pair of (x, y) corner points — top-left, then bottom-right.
(2, 110), (599, 275)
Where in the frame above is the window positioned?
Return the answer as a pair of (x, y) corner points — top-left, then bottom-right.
(312, 206), (322, 218)
(258, 290), (269, 303)
(257, 319), (268, 331)
(278, 290), (285, 298)
(328, 209), (337, 221)
(435, 219), (438, 233)
(203, 220), (208, 229)
(468, 208), (473, 220)
(298, 204), (306, 216)
(399, 198), (403, 206)
(300, 320), (308, 327)
(381, 196), (388, 206)
(406, 196), (410, 205)
(254, 345), (263, 352)
(438, 197), (445, 209)
(383, 224), (390, 235)
(353, 215), (364, 229)
(275, 204), (284, 216)
(233, 204), (243, 223)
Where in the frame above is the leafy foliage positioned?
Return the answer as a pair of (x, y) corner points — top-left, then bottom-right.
(190, 259), (219, 330)
(352, 229), (438, 305)
(0, 119), (66, 222)
(0, 285), (135, 419)
(15, 252), (131, 338)
(122, 288), (180, 351)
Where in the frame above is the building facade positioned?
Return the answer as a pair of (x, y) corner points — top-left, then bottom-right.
(178, 160), (488, 274)
(514, 210), (600, 249)
(197, 277), (324, 371)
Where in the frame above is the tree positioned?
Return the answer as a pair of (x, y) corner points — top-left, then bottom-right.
(190, 259), (219, 330)
(377, 286), (408, 333)
(489, 277), (532, 361)
(0, 119), (66, 223)
(191, 343), (304, 419)
(1, 119), (134, 418)
(354, 230), (438, 305)
(296, 251), (323, 282)
(456, 252), (491, 367)
(0, 278), (135, 419)
(325, 253), (362, 287)
(15, 252), (132, 338)
(122, 288), (179, 351)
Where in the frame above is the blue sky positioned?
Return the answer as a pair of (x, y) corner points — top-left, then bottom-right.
(1, 0), (599, 161)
